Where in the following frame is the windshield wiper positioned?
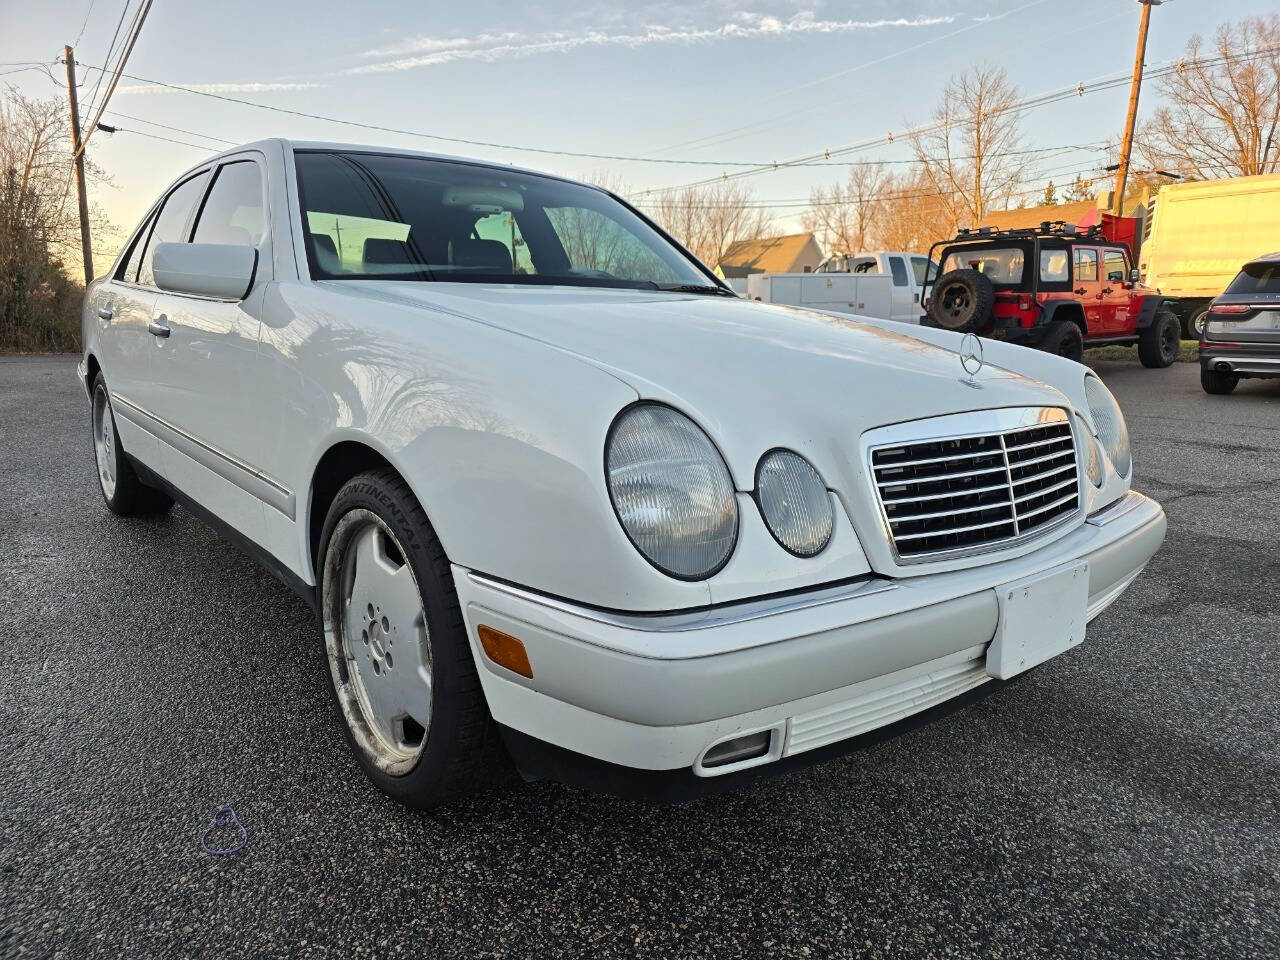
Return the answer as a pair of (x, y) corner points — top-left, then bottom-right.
(649, 283), (738, 296)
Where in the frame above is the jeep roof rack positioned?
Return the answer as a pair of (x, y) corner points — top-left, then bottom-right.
(950, 220), (1107, 242)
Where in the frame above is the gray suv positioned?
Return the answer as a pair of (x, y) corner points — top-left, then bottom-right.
(1200, 252), (1280, 395)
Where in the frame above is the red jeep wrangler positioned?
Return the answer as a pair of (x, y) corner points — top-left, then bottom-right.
(921, 221), (1181, 367)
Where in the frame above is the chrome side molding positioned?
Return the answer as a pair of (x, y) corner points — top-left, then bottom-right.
(111, 393), (295, 520)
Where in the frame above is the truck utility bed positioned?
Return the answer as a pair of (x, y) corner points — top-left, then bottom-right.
(746, 272), (899, 322)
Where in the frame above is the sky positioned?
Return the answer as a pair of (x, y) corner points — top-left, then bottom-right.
(0, 0), (1269, 270)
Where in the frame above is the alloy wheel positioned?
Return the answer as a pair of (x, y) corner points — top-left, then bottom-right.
(322, 509), (434, 776)
(92, 384), (118, 501)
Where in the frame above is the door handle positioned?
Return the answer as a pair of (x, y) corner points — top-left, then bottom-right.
(148, 318), (171, 338)
(1101, 287), (1114, 295)
(97, 306), (114, 321)
(1075, 288), (1087, 295)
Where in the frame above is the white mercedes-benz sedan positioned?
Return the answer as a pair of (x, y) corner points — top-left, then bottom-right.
(79, 140), (1166, 807)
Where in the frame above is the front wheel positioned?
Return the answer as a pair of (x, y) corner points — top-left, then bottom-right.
(317, 469), (509, 808)
(1138, 310), (1181, 368)
(1039, 321), (1084, 363)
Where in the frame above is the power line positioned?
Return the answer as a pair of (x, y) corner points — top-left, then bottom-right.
(634, 44), (1280, 196)
(99, 125), (218, 151)
(103, 109), (238, 145)
(75, 63), (1110, 172)
(647, 0), (1056, 158)
(79, 0), (133, 124)
(78, 0), (154, 158)
(73, 0), (99, 47)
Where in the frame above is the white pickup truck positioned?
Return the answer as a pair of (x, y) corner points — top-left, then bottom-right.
(744, 251), (937, 324)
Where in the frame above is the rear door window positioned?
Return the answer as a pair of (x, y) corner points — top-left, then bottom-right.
(137, 171), (211, 287)
(1074, 248), (1099, 283)
(888, 256), (909, 287)
(116, 208), (158, 284)
(192, 161), (265, 246)
(911, 257), (935, 286)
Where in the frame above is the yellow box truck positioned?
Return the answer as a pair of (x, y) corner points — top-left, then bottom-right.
(1139, 174), (1280, 338)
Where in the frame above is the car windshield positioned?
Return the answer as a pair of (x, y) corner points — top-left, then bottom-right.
(294, 151), (718, 291)
(1226, 261), (1280, 295)
(942, 246), (1025, 285)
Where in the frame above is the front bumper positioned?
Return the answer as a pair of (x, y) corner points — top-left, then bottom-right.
(454, 491), (1165, 798)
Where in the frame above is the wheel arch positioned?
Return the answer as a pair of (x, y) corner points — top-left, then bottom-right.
(1041, 301), (1087, 336)
(85, 352), (102, 393)
(305, 437), (440, 581)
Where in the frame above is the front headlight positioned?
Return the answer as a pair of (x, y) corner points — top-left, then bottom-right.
(756, 450), (833, 557)
(1083, 375), (1131, 477)
(606, 404), (738, 580)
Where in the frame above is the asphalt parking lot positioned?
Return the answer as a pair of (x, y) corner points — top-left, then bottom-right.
(2, 355), (1277, 959)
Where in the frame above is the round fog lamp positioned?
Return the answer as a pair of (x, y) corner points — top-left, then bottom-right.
(756, 450), (833, 557)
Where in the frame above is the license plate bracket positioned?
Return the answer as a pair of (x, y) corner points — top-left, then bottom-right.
(986, 560), (1090, 680)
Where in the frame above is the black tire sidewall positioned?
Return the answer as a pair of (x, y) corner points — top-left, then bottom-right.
(928, 269), (995, 332)
(316, 470), (492, 807)
(1041, 321), (1084, 363)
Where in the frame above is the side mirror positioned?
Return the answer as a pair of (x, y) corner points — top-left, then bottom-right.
(153, 242), (257, 300)
(1129, 268), (1141, 283)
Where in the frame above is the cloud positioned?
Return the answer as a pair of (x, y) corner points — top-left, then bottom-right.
(350, 12), (956, 74)
(115, 81), (324, 96)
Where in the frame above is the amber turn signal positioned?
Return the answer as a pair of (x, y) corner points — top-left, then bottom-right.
(477, 625), (533, 679)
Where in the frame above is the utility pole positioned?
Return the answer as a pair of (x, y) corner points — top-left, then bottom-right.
(1113, 0), (1161, 218)
(64, 45), (94, 284)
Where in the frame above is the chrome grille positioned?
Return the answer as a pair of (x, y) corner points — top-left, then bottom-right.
(871, 412), (1080, 560)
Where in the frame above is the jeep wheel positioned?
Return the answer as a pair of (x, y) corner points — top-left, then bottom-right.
(1039, 321), (1084, 363)
(1138, 310), (1181, 368)
(1200, 366), (1239, 395)
(927, 269), (995, 332)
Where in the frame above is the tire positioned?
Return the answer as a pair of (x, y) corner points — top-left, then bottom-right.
(1039, 320), (1084, 363)
(927, 269), (995, 332)
(90, 373), (174, 515)
(1138, 310), (1181, 368)
(1200, 365), (1239, 395)
(1189, 306), (1211, 340)
(317, 468), (510, 809)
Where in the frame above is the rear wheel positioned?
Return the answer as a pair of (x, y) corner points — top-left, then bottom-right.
(318, 469), (510, 808)
(90, 374), (173, 515)
(1039, 321), (1084, 363)
(1138, 310), (1181, 368)
(1200, 365), (1239, 395)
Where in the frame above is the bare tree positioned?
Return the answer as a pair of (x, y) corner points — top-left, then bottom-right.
(641, 180), (773, 270)
(911, 65), (1033, 228)
(802, 162), (886, 256)
(0, 89), (111, 351)
(1138, 14), (1280, 179)
(875, 167), (955, 253)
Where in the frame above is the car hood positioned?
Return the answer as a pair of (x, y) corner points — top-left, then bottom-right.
(330, 281), (1072, 485)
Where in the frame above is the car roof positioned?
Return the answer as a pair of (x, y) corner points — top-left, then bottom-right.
(193, 138), (600, 191)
